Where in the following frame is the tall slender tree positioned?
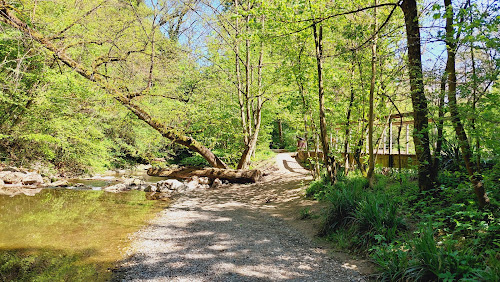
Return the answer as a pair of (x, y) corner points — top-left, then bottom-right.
(400, 0), (438, 191)
(443, 0), (489, 207)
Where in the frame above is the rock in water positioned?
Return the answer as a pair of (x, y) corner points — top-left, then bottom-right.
(104, 183), (129, 193)
(0, 187), (42, 197)
(22, 173), (44, 185)
(50, 179), (70, 187)
(0, 170), (44, 186)
(0, 171), (25, 185)
(122, 177), (144, 187)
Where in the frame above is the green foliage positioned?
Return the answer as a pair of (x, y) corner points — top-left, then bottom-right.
(178, 154), (210, 167)
(354, 194), (406, 247)
(311, 168), (500, 280)
(319, 180), (364, 235)
(305, 177), (330, 198)
(298, 207), (312, 220)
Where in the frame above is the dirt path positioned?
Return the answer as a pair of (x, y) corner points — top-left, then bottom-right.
(114, 153), (367, 281)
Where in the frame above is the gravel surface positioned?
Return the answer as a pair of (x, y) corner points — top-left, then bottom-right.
(114, 153), (366, 281)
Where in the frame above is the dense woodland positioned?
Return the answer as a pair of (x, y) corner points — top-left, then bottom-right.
(0, 0), (499, 280)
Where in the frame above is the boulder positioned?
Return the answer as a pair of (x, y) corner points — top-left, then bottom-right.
(156, 179), (187, 193)
(2, 167), (25, 173)
(143, 184), (157, 192)
(185, 176), (210, 190)
(50, 179), (70, 187)
(211, 178), (222, 189)
(122, 177), (144, 187)
(0, 179), (4, 188)
(21, 173), (44, 185)
(103, 183), (129, 193)
(145, 192), (169, 201)
(0, 170), (43, 186)
(0, 171), (23, 184)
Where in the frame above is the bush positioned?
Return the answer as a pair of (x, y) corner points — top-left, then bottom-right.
(308, 166), (500, 280)
(354, 194), (405, 247)
(305, 177), (330, 198)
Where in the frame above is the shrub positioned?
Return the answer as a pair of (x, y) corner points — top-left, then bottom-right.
(319, 181), (365, 236)
(354, 194), (405, 246)
(305, 177), (329, 198)
(371, 242), (410, 281)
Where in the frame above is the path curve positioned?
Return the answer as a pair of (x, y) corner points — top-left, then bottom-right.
(114, 153), (365, 281)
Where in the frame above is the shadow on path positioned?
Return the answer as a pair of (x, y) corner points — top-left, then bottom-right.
(113, 153), (364, 282)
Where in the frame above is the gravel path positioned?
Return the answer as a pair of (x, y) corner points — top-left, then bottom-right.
(114, 153), (365, 281)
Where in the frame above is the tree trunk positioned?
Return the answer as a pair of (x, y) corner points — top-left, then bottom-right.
(367, 0), (378, 186)
(434, 73), (447, 169)
(443, 0), (489, 207)
(400, 0), (437, 191)
(343, 53), (356, 176)
(293, 43), (313, 175)
(278, 119), (284, 147)
(244, 12), (252, 140)
(354, 124), (368, 176)
(148, 167), (262, 183)
(470, 44), (480, 171)
(312, 22), (335, 183)
(0, 7), (228, 169)
(237, 15), (265, 170)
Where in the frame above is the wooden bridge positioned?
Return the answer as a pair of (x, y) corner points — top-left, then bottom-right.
(296, 112), (422, 169)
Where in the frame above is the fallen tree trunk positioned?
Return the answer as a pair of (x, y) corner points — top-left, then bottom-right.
(148, 167), (262, 184)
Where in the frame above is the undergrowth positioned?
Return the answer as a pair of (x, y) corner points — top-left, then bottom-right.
(308, 166), (500, 281)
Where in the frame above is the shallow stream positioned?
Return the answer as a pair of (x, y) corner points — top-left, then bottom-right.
(0, 168), (169, 281)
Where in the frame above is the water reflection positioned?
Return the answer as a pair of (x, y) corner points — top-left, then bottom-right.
(0, 188), (168, 280)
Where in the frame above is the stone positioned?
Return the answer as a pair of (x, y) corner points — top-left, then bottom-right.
(0, 179), (4, 188)
(156, 179), (187, 193)
(145, 192), (169, 201)
(22, 173), (44, 185)
(2, 167), (25, 173)
(198, 177), (211, 185)
(104, 183), (129, 193)
(0, 171), (25, 185)
(50, 179), (70, 187)
(122, 177), (144, 187)
(144, 184), (157, 192)
(185, 176), (210, 190)
(211, 178), (222, 189)
(0, 170), (43, 186)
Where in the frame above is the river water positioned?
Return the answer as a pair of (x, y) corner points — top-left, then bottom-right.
(0, 167), (169, 281)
